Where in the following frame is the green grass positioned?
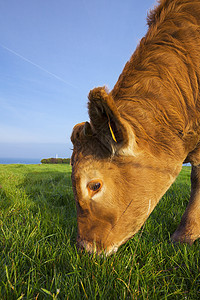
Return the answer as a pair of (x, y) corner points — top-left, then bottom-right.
(0, 164), (200, 299)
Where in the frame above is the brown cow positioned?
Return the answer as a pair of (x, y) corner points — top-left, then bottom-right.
(71, 0), (200, 255)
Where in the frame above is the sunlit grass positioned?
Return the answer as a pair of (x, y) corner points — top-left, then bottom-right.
(0, 164), (199, 299)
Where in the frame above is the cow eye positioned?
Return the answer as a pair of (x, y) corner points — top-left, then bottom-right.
(87, 180), (103, 196)
(89, 182), (101, 191)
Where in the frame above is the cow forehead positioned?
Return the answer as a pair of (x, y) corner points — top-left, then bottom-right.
(72, 156), (133, 191)
(72, 152), (144, 176)
(73, 156), (115, 175)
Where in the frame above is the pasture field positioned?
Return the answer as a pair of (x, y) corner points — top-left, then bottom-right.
(0, 164), (200, 299)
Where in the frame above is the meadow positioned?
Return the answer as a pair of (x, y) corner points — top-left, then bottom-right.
(0, 164), (200, 299)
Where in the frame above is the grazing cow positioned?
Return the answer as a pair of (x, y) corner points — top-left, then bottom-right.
(71, 0), (200, 255)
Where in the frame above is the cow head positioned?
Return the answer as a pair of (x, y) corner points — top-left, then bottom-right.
(71, 87), (182, 255)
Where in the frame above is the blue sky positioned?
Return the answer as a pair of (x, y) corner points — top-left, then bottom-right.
(0, 0), (156, 159)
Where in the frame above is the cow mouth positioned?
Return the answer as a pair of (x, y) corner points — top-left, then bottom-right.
(76, 239), (119, 256)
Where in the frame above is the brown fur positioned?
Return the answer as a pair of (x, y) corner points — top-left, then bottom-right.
(71, 0), (200, 255)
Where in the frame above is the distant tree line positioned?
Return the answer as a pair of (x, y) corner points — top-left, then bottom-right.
(41, 158), (71, 164)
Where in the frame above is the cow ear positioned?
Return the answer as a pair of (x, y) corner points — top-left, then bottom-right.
(83, 121), (93, 136)
(88, 87), (135, 154)
(71, 121), (94, 145)
(71, 122), (86, 145)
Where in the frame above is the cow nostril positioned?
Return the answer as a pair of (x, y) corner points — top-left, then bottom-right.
(76, 236), (82, 249)
(76, 240), (85, 252)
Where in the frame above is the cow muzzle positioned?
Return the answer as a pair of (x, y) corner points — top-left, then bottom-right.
(76, 237), (118, 256)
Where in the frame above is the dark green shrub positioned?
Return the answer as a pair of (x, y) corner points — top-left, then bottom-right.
(40, 158), (70, 164)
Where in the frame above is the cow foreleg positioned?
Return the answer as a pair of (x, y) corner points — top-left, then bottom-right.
(172, 165), (200, 244)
